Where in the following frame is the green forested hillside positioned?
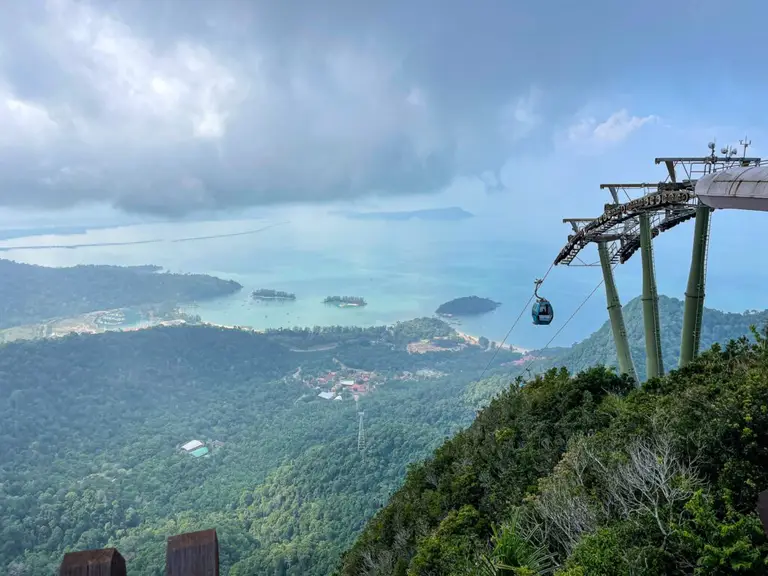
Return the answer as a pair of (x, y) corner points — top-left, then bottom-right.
(337, 332), (768, 575)
(539, 295), (768, 381)
(0, 318), (520, 575)
(4, 290), (768, 576)
(0, 259), (242, 328)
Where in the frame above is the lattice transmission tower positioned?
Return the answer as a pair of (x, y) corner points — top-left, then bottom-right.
(357, 411), (366, 455)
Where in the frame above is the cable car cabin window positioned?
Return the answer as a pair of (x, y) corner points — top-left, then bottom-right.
(532, 300), (553, 325)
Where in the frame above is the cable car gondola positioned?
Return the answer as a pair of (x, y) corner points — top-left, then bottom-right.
(532, 279), (553, 326)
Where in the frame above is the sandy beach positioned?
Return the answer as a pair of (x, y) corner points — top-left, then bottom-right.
(455, 330), (530, 354)
(205, 322), (531, 354)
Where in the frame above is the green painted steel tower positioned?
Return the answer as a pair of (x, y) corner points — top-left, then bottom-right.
(639, 213), (664, 378)
(679, 204), (712, 368)
(597, 241), (637, 382)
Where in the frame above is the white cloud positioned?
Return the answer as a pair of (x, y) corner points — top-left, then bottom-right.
(593, 109), (658, 142)
(4, 0), (494, 214)
(499, 87), (542, 143)
(42, 0), (245, 146)
(8, 0), (751, 217)
(0, 88), (59, 147)
(567, 109), (658, 147)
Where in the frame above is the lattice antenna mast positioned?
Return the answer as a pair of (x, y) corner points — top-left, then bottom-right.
(655, 141), (760, 181)
(740, 135), (752, 159)
(357, 411), (366, 455)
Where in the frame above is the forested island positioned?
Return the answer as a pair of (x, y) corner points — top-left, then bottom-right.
(251, 288), (296, 301)
(436, 295), (501, 316)
(0, 259), (242, 329)
(324, 296), (367, 307)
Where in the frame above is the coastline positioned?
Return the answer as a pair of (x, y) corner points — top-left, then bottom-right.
(455, 330), (529, 354)
(0, 311), (533, 355)
(201, 321), (529, 353)
(201, 321), (265, 333)
(203, 321), (530, 353)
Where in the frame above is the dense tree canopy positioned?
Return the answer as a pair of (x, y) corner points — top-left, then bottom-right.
(3, 278), (768, 575)
(533, 294), (768, 382)
(0, 258), (242, 329)
(0, 318), (520, 575)
(252, 289), (297, 300)
(324, 296), (368, 306)
(336, 329), (768, 575)
(436, 297), (501, 316)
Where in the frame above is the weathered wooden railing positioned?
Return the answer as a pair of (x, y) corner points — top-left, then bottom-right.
(759, 489), (768, 538)
(59, 528), (219, 576)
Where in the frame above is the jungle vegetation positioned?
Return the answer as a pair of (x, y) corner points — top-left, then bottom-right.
(324, 296), (368, 307)
(436, 297), (501, 317)
(336, 327), (768, 575)
(251, 289), (297, 301)
(537, 294), (768, 382)
(3, 287), (768, 575)
(0, 258), (241, 329)
(0, 318), (518, 576)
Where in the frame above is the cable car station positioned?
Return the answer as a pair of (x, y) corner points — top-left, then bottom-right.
(550, 140), (764, 383)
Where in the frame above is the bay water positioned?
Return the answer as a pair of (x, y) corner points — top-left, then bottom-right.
(1, 210), (764, 350)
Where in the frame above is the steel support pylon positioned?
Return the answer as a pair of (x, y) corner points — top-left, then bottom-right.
(597, 241), (637, 383)
(679, 205), (712, 368)
(639, 214), (664, 379)
(357, 411), (366, 454)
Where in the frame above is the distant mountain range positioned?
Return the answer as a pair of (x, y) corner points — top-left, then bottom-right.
(334, 207), (474, 221)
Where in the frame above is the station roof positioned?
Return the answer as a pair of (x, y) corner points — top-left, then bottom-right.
(695, 165), (768, 212)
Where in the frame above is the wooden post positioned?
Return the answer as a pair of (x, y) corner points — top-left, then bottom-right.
(59, 548), (126, 576)
(166, 529), (219, 576)
(759, 489), (768, 538)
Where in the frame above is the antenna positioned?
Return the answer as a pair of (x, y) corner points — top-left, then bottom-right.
(740, 135), (752, 159)
(721, 145), (738, 159)
(706, 141), (717, 172)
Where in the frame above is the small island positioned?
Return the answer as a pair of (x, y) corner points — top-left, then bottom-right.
(436, 296), (501, 317)
(324, 296), (367, 308)
(251, 289), (296, 301)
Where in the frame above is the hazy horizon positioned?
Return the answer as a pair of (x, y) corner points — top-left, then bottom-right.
(1, 207), (766, 351)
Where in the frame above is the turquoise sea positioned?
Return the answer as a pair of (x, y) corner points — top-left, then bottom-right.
(1, 210), (766, 350)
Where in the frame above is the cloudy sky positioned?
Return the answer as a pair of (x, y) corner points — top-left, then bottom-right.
(1, 0), (767, 228)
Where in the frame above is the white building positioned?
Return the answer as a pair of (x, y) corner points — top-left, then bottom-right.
(181, 439), (204, 452)
(318, 391), (334, 400)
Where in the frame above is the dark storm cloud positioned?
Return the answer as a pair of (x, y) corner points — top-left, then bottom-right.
(1, 0), (766, 216)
